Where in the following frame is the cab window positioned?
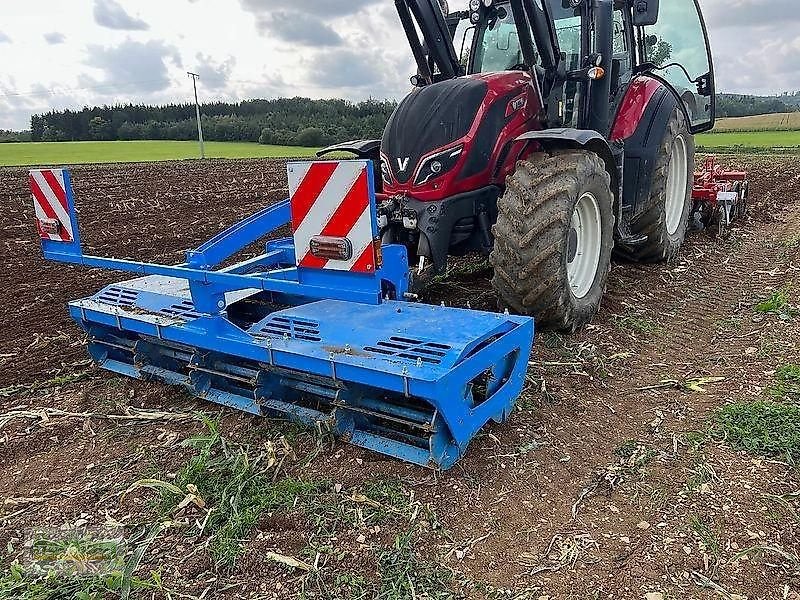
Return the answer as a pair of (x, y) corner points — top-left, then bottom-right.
(643, 0), (714, 130)
(612, 10), (627, 55)
(471, 6), (523, 72)
(470, 2), (583, 73)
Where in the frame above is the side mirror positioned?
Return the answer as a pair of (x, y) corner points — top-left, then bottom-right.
(631, 0), (659, 27)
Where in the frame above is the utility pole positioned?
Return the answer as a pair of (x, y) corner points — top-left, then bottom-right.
(187, 72), (205, 159)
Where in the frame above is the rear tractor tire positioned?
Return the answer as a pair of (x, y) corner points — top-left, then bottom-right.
(619, 107), (695, 262)
(490, 151), (615, 332)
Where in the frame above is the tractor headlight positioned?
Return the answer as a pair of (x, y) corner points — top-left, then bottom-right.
(414, 145), (463, 186)
(380, 154), (394, 186)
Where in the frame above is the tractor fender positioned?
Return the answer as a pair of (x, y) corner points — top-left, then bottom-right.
(316, 139), (383, 192)
(316, 139), (381, 159)
(611, 82), (681, 216)
(513, 128), (620, 203)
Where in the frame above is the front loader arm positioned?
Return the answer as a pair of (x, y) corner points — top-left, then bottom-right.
(396, 0), (462, 84)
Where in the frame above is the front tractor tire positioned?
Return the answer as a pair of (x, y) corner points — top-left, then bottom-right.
(490, 151), (615, 332)
(620, 107), (695, 262)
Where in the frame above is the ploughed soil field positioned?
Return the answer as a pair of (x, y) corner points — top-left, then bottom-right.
(0, 156), (799, 599)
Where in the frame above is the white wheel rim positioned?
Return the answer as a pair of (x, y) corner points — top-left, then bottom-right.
(567, 192), (602, 299)
(665, 134), (688, 236)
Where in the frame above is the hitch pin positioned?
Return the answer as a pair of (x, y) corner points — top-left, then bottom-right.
(266, 338), (274, 366)
(330, 351), (338, 382)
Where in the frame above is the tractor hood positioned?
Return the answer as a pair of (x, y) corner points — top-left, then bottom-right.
(381, 78), (488, 185)
(380, 72), (539, 200)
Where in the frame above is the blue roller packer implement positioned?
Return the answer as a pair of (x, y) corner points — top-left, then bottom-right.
(28, 160), (534, 469)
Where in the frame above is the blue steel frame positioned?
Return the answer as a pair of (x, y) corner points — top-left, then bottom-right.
(32, 160), (535, 469)
(42, 162), (409, 310)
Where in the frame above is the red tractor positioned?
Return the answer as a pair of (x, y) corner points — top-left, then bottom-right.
(319, 0), (717, 331)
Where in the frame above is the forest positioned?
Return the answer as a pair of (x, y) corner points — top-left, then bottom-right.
(27, 98), (398, 147)
(716, 93), (800, 118)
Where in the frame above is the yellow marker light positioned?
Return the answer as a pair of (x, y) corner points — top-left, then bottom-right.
(588, 66), (606, 80)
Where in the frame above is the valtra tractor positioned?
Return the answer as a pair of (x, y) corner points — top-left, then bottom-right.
(321, 0), (721, 331)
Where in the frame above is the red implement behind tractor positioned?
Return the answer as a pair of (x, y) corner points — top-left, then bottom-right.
(690, 156), (749, 237)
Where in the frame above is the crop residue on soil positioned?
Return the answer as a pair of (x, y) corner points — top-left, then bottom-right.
(0, 156), (799, 599)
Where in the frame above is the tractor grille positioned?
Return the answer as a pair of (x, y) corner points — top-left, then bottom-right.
(252, 316), (321, 342)
(364, 336), (451, 365)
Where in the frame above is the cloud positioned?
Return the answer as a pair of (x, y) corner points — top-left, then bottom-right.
(192, 53), (236, 90)
(306, 47), (410, 99)
(711, 27), (800, 94)
(239, 0), (382, 46)
(239, 72), (291, 98)
(43, 32), (66, 45)
(254, 11), (343, 46)
(0, 78), (81, 130)
(93, 0), (150, 31)
(703, 0), (800, 29)
(700, 0), (800, 94)
(309, 49), (382, 88)
(0, 31), (10, 43)
(83, 39), (181, 93)
(240, 0), (380, 18)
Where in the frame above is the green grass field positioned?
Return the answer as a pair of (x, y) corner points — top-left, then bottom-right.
(3, 128), (799, 167)
(699, 111), (800, 152)
(696, 130), (800, 153)
(0, 140), (318, 167)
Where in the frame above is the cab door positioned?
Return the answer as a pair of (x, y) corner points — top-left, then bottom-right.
(609, 6), (635, 113)
(637, 0), (715, 132)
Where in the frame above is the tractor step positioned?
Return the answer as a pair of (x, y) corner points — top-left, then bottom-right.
(73, 275), (532, 469)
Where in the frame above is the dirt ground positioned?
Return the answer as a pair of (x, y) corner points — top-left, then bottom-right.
(1, 156), (798, 599)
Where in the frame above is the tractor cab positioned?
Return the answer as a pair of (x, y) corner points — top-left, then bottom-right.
(451, 0), (715, 134)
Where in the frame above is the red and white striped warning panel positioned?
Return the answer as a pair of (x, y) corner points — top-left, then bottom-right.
(287, 161), (378, 273)
(29, 169), (74, 242)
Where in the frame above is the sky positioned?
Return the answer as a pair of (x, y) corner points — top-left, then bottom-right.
(0, 0), (795, 130)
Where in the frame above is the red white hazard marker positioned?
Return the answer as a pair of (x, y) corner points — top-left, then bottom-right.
(29, 169), (74, 242)
(287, 161), (377, 273)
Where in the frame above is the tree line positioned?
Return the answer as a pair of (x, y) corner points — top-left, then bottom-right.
(716, 93), (800, 118)
(0, 130), (32, 143)
(28, 98), (398, 147)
